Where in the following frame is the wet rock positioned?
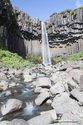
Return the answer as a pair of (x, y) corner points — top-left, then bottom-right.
(71, 89), (83, 105)
(9, 119), (29, 125)
(28, 113), (53, 125)
(0, 121), (10, 125)
(51, 92), (79, 114)
(1, 99), (26, 115)
(40, 109), (57, 122)
(5, 91), (11, 96)
(36, 77), (51, 88)
(9, 82), (17, 88)
(35, 91), (50, 105)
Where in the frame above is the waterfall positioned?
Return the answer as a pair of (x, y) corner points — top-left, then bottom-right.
(42, 22), (51, 66)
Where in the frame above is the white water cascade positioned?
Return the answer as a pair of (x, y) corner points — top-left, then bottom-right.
(42, 22), (51, 66)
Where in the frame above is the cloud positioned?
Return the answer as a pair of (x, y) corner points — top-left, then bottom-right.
(75, 0), (83, 8)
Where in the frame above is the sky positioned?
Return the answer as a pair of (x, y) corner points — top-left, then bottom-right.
(10, 0), (83, 21)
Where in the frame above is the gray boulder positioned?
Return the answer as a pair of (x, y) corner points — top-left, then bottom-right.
(71, 89), (83, 105)
(35, 91), (50, 105)
(28, 113), (53, 125)
(1, 99), (26, 115)
(0, 121), (10, 125)
(40, 109), (57, 122)
(50, 82), (65, 95)
(9, 119), (29, 125)
(36, 77), (51, 88)
(51, 92), (79, 114)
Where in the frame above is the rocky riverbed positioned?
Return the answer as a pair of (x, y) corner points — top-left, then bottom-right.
(0, 59), (83, 125)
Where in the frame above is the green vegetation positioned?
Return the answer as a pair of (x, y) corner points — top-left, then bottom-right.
(0, 50), (33, 68)
(59, 9), (72, 15)
(46, 24), (50, 29)
(25, 55), (42, 64)
(0, 39), (33, 69)
(52, 51), (83, 64)
(25, 19), (33, 24)
(50, 5), (83, 17)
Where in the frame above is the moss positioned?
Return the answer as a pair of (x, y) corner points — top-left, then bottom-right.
(25, 55), (42, 64)
(52, 51), (83, 64)
(46, 24), (50, 29)
(50, 13), (57, 17)
(50, 5), (83, 17)
(25, 19), (32, 24)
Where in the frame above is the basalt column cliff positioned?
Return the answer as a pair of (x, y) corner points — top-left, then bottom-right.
(0, 0), (83, 57)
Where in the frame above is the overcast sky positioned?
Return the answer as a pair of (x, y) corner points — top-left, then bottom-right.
(10, 0), (83, 21)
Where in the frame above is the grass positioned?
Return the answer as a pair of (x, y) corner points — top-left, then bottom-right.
(25, 19), (32, 24)
(50, 5), (83, 17)
(52, 51), (83, 64)
(0, 39), (33, 69)
(25, 55), (42, 64)
(0, 50), (33, 68)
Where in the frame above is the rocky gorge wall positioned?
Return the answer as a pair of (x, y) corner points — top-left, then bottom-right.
(0, 0), (83, 58)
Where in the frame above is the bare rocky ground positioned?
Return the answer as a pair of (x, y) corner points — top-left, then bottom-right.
(0, 59), (83, 125)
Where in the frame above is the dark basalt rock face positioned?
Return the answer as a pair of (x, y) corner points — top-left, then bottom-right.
(0, 0), (83, 57)
(45, 9), (83, 42)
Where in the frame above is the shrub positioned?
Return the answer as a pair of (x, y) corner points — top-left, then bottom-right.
(25, 55), (42, 64)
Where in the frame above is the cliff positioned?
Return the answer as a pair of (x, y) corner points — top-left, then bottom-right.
(0, 0), (83, 57)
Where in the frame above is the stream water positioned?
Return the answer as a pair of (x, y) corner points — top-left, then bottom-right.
(0, 76), (52, 121)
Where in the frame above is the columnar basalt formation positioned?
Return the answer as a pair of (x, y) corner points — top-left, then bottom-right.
(0, 0), (83, 57)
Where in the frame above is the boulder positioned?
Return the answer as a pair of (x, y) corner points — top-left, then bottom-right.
(60, 61), (74, 71)
(72, 74), (83, 90)
(67, 79), (80, 91)
(1, 99), (26, 115)
(9, 119), (29, 125)
(40, 109), (57, 122)
(23, 75), (35, 82)
(50, 74), (59, 83)
(34, 87), (42, 93)
(51, 92), (79, 114)
(71, 89), (83, 105)
(66, 69), (83, 83)
(50, 82), (65, 95)
(0, 121), (10, 125)
(8, 69), (15, 75)
(0, 80), (9, 87)
(46, 99), (52, 105)
(36, 77), (51, 88)
(61, 112), (81, 122)
(35, 91), (50, 105)
(14, 69), (22, 76)
(28, 113), (53, 125)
